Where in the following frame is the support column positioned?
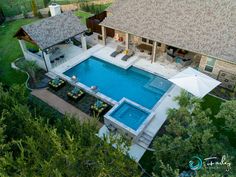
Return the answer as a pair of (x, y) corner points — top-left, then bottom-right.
(160, 43), (166, 53)
(152, 41), (157, 63)
(101, 26), (106, 46)
(43, 52), (52, 71)
(125, 33), (129, 50)
(18, 40), (28, 59)
(81, 34), (87, 51)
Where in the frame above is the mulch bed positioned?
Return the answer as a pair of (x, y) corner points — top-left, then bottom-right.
(210, 86), (236, 100)
(48, 83), (112, 123)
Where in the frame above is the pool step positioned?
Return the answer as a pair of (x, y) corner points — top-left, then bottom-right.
(137, 132), (153, 148)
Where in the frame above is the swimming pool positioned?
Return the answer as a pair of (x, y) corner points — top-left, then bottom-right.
(110, 101), (150, 131)
(64, 56), (172, 109)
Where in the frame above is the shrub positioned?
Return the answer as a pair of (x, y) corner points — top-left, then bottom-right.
(37, 11), (43, 18)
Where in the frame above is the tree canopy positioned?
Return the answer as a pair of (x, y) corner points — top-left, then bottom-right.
(216, 100), (236, 134)
(0, 84), (139, 176)
(152, 91), (235, 177)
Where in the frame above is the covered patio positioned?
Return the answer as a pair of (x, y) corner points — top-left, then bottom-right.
(14, 12), (87, 71)
(99, 27), (201, 74)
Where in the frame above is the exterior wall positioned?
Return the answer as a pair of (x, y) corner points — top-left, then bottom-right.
(24, 51), (47, 71)
(18, 40), (47, 70)
(199, 55), (236, 79)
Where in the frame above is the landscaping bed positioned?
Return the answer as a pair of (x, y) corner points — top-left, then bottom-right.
(210, 86), (236, 100)
(48, 83), (112, 123)
(14, 58), (49, 89)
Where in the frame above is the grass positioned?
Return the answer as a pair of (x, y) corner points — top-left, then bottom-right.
(74, 10), (93, 24)
(0, 18), (38, 86)
(202, 94), (224, 119)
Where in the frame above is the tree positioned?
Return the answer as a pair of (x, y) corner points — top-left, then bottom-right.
(43, 0), (50, 8)
(0, 84), (140, 176)
(152, 91), (234, 177)
(21, 60), (38, 84)
(216, 100), (236, 133)
(31, 0), (38, 17)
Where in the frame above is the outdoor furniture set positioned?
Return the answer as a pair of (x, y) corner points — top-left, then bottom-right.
(110, 45), (134, 61)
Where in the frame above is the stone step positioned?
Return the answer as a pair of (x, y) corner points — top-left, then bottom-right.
(141, 132), (153, 141)
(137, 140), (149, 149)
(139, 136), (151, 146)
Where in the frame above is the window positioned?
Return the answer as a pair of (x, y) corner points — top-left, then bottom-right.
(149, 40), (153, 44)
(205, 57), (216, 72)
(142, 38), (147, 42)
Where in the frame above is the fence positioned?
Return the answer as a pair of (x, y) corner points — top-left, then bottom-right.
(86, 11), (114, 37)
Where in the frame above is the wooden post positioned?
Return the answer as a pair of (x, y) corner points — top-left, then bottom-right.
(101, 26), (106, 45)
(125, 33), (129, 50)
(152, 41), (157, 63)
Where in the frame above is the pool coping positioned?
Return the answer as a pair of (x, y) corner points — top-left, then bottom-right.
(59, 55), (173, 105)
(104, 98), (155, 137)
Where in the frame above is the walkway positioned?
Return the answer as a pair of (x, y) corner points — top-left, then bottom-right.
(31, 88), (102, 127)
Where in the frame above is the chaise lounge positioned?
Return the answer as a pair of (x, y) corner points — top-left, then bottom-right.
(48, 76), (65, 91)
(90, 100), (108, 116)
(121, 49), (134, 61)
(110, 45), (125, 57)
(67, 87), (85, 101)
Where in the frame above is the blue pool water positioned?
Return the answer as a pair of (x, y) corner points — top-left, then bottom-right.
(64, 56), (172, 109)
(110, 102), (150, 131)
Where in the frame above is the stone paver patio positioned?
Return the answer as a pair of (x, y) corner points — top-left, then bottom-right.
(31, 88), (102, 127)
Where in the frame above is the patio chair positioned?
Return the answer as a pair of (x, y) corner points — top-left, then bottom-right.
(48, 76), (65, 91)
(121, 49), (134, 61)
(90, 100), (108, 116)
(179, 58), (192, 67)
(67, 87), (85, 101)
(110, 45), (125, 57)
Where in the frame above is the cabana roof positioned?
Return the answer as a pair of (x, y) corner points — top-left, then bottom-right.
(102, 0), (236, 63)
(15, 12), (87, 50)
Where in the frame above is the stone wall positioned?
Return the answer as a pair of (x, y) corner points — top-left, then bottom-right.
(199, 55), (236, 79)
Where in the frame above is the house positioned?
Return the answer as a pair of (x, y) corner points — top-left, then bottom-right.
(100, 0), (236, 90)
(14, 10), (87, 72)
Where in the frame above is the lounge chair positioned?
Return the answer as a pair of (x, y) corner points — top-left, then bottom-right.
(90, 100), (108, 116)
(67, 87), (85, 101)
(110, 45), (125, 57)
(121, 49), (134, 61)
(48, 76), (65, 91)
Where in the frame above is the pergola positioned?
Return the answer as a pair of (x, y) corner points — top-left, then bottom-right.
(14, 12), (87, 71)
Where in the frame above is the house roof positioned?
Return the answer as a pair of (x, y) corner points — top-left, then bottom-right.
(16, 12), (87, 50)
(102, 0), (236, 63)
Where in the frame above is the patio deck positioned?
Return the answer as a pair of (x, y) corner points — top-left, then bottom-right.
(31, 88), (102, 127)
(49, 44), (84, 68)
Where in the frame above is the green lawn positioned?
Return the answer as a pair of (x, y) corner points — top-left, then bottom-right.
(0, 18), (37, 86)
(74, 10), (93, 24)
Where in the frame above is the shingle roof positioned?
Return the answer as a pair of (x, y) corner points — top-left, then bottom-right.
(22, 12), (87, 50)
(102, 0), (236, 63)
